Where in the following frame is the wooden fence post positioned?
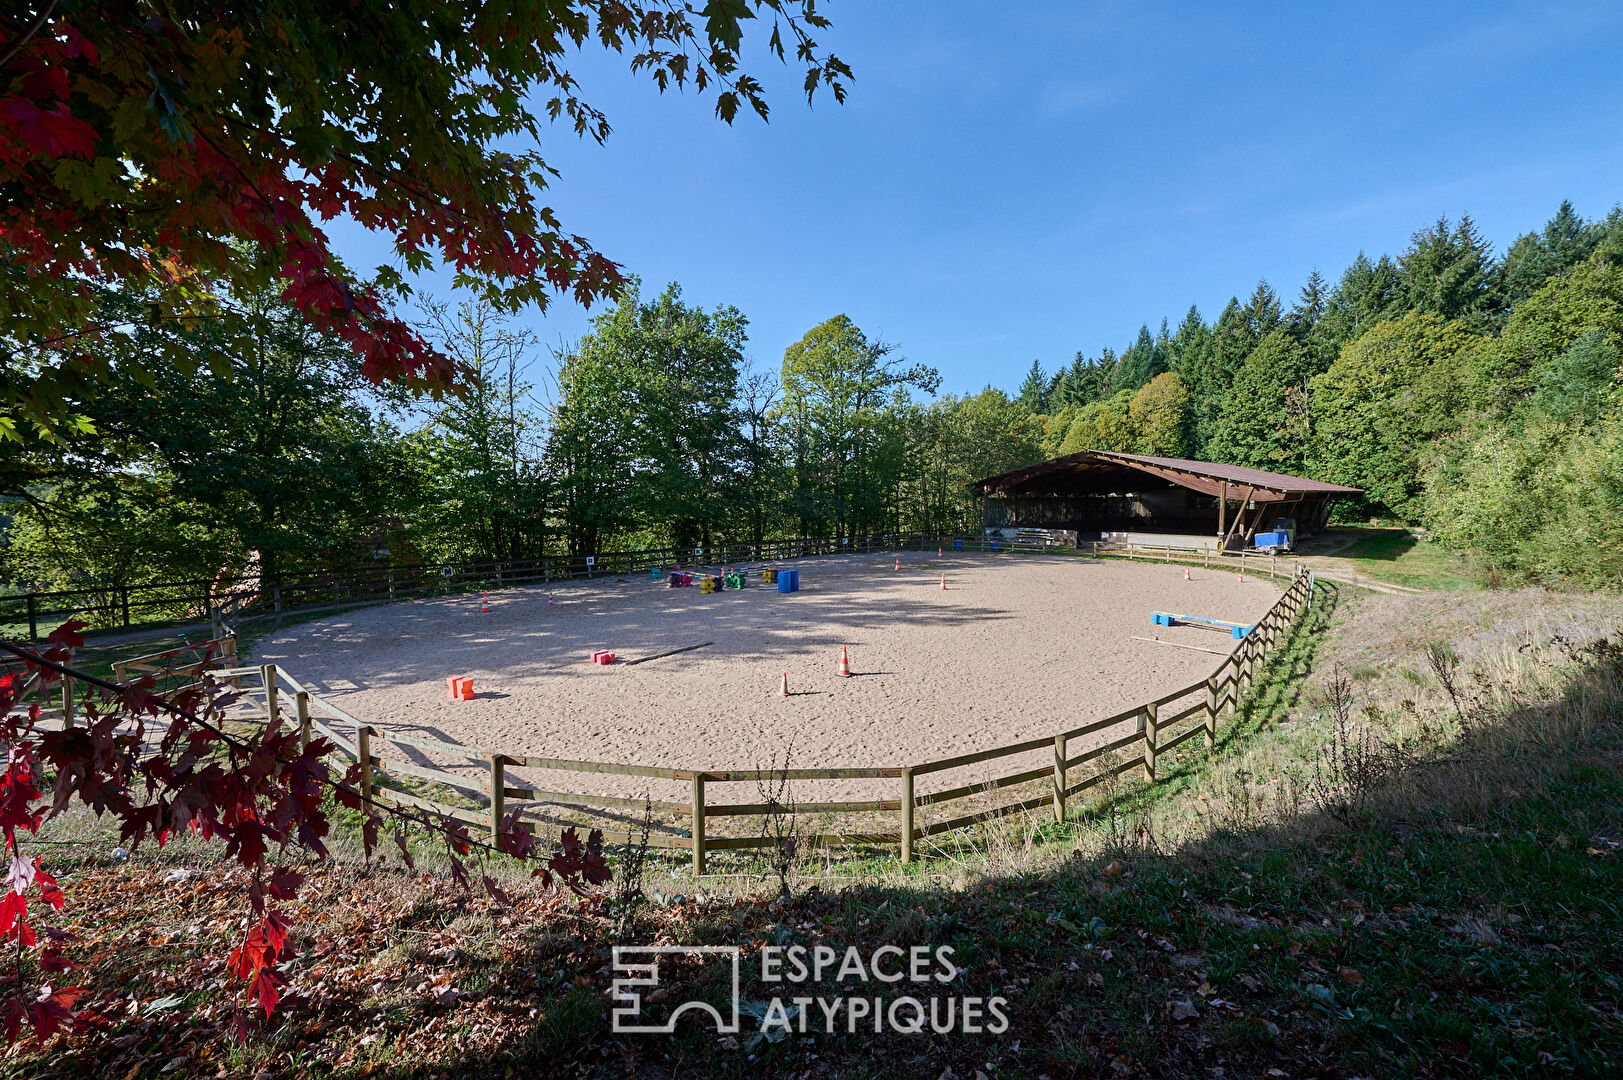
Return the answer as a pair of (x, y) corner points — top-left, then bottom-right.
(295, 691), (311, 753)
(217, 629), (240, 684)
(260, 664), (280, 725)
(357, 726), (373, 805)
(1143, 702), (1158, 781)
(61, 649), (75, 728)
(489, 755), (505, 843)
(691, 773), (706, 876)
(1204, 676), (1218, 747)
(1052, 734), (1067, 823)
(900, 767), (915, 862)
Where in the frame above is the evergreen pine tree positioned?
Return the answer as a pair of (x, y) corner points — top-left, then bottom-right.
(1115, 323), (1170, 390)
(1290, 269), (1327, 332)
(1320, 252), (1404, 352)
(1016, 360), (1047, 412)
(1398, 214), (1501, 326)
(1046, 369), (1068, 409)
(1502, 200), (1601, 309)
(1205, 329), (1319, 474)
(1177, 297), (1251, 457)
(1291, 268), (1338, 366)
(1531, 329), (1618, 426)
(1169, 305), (1210, 374)
(1094, 347), (1120, 400)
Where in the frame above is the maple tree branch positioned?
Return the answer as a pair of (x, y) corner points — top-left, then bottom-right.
(0, 0), (58, 71)
(0, 640), (517, 861)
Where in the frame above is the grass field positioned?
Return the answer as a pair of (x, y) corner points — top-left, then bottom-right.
(1306, 528), (1482, 592)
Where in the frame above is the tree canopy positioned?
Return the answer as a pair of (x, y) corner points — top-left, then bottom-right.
(0, 1), (849, 440)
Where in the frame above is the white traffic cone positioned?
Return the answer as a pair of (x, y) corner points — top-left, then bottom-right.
(779, 671), (789, 698)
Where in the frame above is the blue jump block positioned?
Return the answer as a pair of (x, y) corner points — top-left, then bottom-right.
(650, 566), (663, 581)
(778, 569), (800, 594)
(990, 538), (1000, 551)
(954, 538), (963, 551)
(790, 569), (800, 591)
(1151, 611), (1252, 638)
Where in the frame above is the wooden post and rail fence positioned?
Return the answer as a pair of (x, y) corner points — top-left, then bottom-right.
(1, 531), (1299, 643)
(12, 546), (1316, 876)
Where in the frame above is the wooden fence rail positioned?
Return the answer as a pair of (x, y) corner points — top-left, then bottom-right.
(2, 530), (1297, 641)
(20, 546), (1316, 875)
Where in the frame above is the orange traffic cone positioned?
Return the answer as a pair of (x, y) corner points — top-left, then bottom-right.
(779, 672), (789, 698)
(937, 547), (942, 558)
(480, 593), (492, 613)
(1184, 567), (1191, 581)
(547, 593), (555, 606)
(894, 555), (900, 570)
(837, 646), (852, 678)
(940, 572), (947, 590)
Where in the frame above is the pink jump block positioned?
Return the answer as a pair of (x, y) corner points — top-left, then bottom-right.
(445, 676), (474, 701)
(591, 650), (617, 665)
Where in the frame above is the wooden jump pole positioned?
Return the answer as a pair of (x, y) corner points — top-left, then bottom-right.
(900, 767), (915, 862)
(624, 642), (713, 666)
(691, 773), (706, 876)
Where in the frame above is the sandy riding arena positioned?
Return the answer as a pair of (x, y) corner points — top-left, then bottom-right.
(251, 552), (1280, 811)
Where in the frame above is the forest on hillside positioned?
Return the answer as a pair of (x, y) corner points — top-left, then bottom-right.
(3, 201), (1621, 594)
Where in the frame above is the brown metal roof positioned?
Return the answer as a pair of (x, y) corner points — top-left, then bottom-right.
(972, 450), (1363, 501)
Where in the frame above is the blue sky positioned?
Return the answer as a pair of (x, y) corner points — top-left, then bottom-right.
(330, 1), (1623, 398)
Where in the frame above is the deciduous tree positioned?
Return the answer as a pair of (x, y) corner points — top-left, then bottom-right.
(1, 1), (848, 441)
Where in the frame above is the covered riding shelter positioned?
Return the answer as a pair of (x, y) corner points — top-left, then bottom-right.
(971, 450), (1362, 550)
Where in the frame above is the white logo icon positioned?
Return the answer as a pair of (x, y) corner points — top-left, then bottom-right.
(611, 945), (741, 1034)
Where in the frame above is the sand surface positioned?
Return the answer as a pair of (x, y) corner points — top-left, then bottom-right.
(252, 553), (1279, 814)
